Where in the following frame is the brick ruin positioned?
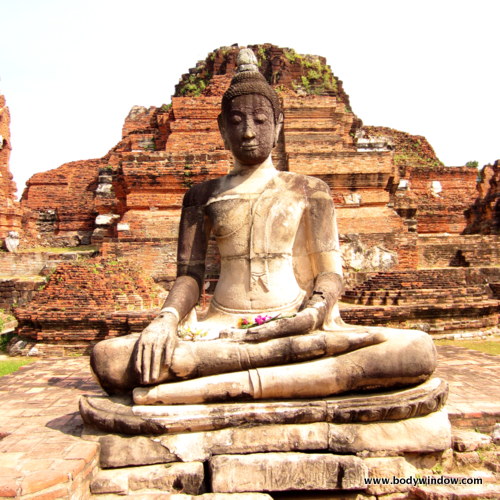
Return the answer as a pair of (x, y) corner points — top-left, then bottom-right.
(2, 44), (499, 351)
(465, 160), (500, 235)
(14, 258), (166, 354)
(0, 93), (22, 240)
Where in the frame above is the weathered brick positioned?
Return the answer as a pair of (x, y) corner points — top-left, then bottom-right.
(0, 94), (22, 240)
(21, 470), (69, 495)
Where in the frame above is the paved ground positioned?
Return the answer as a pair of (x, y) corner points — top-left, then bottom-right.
(434, 345), (500, 430)
(0, 357), (102, 498)
(0, 345), (498, 498)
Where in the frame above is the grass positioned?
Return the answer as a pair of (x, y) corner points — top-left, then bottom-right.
(0, 358), (36, 377)
(434, 338), (500, 355)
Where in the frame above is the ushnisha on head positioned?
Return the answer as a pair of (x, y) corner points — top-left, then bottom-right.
(218, 48), (283, 166)
(221, 48), (282, 122)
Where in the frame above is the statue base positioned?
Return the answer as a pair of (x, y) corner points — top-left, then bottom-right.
(80, 377), (447, 435)
(81, 378), (453, 496)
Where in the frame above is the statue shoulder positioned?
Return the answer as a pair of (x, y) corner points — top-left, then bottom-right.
(276, 172), (331, 196)
(182, 179), (222, 208)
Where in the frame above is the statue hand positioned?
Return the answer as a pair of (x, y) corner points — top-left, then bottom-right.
(134, 313), (178, 385)
(220, 303), (327, 343)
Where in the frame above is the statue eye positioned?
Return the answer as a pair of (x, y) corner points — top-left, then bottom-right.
(255, 113), (268, 123)
(229, 114), (242, 125)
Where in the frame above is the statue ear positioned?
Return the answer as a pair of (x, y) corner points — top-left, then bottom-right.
(274, 113), (284, 147)
(217, 114), (230, 150)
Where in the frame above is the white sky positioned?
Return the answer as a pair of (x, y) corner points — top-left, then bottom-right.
(1, 0), (499, 198)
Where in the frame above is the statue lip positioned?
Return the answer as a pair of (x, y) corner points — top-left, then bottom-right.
(241, 144), (259, 150)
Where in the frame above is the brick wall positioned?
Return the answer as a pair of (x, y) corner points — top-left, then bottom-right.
(0, 253), (49, 277)
(21, 159), (106, 245)
(15, 258), (166, 345)
(465, 161), (500, 234)
(0, 94), (22, 239)
(418, 234), (500, 268)
(396, 166), (478, 234)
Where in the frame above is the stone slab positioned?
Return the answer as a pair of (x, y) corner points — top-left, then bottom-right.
(92, 494), (273, 499)
(80, 377), (448, 435)
(328, 409), (451, 454)
(99, 435), (178, 468)
(90, 462), (204, 496)
(159, 422), (329, 462)
(96, 410), (450, 468)
(411, 480), (500, 499)
(452, 428), (492, 452)
(363, 457), (417, 496)
(209, 452), (368, 493)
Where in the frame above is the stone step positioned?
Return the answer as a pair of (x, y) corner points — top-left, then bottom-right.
(340, 300), (499, 334)
(90, 462), (205, 497)
(342, 286), (493, 306)
(92, 494), (272, 499)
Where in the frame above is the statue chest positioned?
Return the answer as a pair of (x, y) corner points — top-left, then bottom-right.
(206, 190), (306, 256)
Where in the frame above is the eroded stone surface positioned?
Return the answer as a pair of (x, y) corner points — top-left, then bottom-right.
(209, 452), (368, 493)
(86, 494), (273, 499)
(81, 378), (448, 436)
(90, 462), (204, 496)
(411, 480), (500, 499)
(96, 409), (451, 468)
(160, 422), (328, 462)
(492, 423), (500, 445)
(99, 435), (177, 468)
(363, 457), (417, 496)
(452, 429), (492, 452)
(328, 409), (451, 454)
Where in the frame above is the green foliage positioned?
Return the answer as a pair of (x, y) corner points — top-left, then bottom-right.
(0, 332), (15, 351)
(434, 338), (500, 355)
(142, 138), (156, 151)
(0, 332), (16, 352)
(160, 103), (172, 112)
(292, 55), (337, 95)
(466, 160), (479, 168)
(256, 46), (266, 63)
(183, 165), (194, 188)
(394, 153), (442, 168)
(307, 69), (322, 81)
(431, 463), (443, 474)
(300, 75), (311, 92)
(178, 73), (209, 97)
(284, 49), (298, 63)
(0, 358), (36, 377)
(0, 311), (15, 336)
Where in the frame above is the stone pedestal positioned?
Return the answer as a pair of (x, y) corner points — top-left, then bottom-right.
(82, 378), (453, 497)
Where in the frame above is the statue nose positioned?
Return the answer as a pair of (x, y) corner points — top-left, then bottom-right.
(243, 121), (256, 139)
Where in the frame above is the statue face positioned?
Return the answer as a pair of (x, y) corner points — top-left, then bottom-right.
(220, 94), (279, 165)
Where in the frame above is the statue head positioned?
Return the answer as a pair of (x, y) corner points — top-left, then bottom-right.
(218, 48), (283, 165)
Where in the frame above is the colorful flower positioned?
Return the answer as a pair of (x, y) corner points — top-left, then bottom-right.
(237, 317), (251, 328)
(255, 314), (272, 325)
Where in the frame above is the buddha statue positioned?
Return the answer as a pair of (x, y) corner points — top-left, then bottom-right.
(90, 49), (437, 405)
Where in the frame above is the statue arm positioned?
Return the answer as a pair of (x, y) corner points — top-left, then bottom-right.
(135, 192), (211, 384)
(303, 185), (344, 320)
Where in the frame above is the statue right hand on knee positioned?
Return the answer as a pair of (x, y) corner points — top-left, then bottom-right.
(134, 311), (178, 385)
